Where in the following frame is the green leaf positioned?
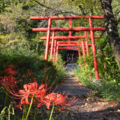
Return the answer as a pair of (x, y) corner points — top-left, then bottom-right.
(0, 115), (3, 120)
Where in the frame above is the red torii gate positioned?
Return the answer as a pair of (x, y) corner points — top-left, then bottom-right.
(49, 40), (91, 73)
(30, 16), (105, 79)
(47, 31), (99, 62)
(44, 34), (91, 78)
(49, 39), (92, 62)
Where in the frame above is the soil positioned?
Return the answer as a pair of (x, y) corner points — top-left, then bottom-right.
(46, 82), (120, 120)
(61, 93), (120, 120)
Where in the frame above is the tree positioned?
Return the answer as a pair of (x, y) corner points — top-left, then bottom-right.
(0, 0), (22, 13)
(100, 0), (120, 69)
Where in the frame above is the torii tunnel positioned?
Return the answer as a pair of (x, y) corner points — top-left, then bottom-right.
(30, 16), (106, 79)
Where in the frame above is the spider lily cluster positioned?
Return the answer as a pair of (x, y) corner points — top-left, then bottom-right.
(0, 65), (78, 120)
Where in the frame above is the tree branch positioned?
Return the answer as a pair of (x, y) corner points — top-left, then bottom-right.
(113, 3), (120, 9)
(78, 5), (86, 15)
(35, 0), (82, 16)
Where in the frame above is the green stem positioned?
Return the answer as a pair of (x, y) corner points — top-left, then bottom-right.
(25, 96), (34, 120)
(3, 94), (8, 120)
(34, 102), (36, 120)
(49, 103), (55, 120)
(22, 105), (26, 120)
(4, 94), (8, 107)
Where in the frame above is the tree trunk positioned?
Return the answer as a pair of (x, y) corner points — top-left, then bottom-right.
(100, 0), (120, 69)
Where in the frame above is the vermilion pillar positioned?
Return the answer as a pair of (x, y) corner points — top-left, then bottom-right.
(82, 40), (86, 69)
(45, 18), (51, 60)
(84, 31), (87, 55)
(78, 47), (81, 60)
(86, 41), (91, 78)
(85, 41), (89, 57)
(78, 45), (81, 69)
(82, 40), (86, 56)
(50, 31), (55, 60)
(56, 45), (59, 63)
(53, 39), (57, 62)
(89, 17), (99, 79)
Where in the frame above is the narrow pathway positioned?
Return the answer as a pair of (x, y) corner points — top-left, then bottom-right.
(54, 63), (92, 96)
(51, 63), (120, 120)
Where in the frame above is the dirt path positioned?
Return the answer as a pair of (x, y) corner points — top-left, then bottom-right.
(51, 64), (120, 120)
(54, 63), (92, 96)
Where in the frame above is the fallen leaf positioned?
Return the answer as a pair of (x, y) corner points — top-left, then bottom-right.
(57, 108), (62, 111)
(102, 112), (108, 115)
(85, 103), (88, 106)
(73, 90), (75, 92)
(66, 107), (70, 110)
(117, 109), (120, 113)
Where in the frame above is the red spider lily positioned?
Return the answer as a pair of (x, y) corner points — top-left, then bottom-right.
(21, 75), (26, 79)
(0, 75), (20, 87)
(7, 65), (16, 69)
(28, 70), (36, 82)
(54, 93), (78, 108)
(3, 82), (48, 110)
(37, 92), (78, 109)
(3, 68), (18, 76)
(37, 92), (56, 109)
(37, 96), (52, 109)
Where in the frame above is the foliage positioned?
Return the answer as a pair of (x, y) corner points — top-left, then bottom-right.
(74, 56), (95, 88)
(0, 43), (66, 86)
(64, 0), (102, 15)
(0, 103), (14, 120)
(74, 36), (120, 101)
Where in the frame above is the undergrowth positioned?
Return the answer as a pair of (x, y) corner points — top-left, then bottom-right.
(0, 43), (66, 85)
(74, 52), (120, 102)
(0, 42), (67, 108)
